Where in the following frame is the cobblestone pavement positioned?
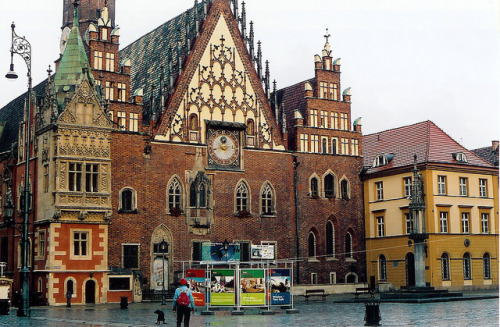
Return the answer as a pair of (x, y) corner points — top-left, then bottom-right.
(0, 292), (497, 327)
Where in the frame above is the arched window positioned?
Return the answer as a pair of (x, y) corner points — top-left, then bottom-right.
(441, 253), (450, 280)
(121, 189), (133, 211)
(308, 232), (316, 258)
(247, 119), (255, 135)
(379, 255), (387, 281)
(189, 114), (198, 130)
(261, 183), (275, 216)
(167, 178), (182, 211)
(66, 279), (74, 295)
(324, 174), (335, 198)
(326, 221), (335, 256)
(332, 138), (337, 154)
(190, 183), (197, 207)
(322, 138), (327, 154)
(37, 278), (43, 293)
(310, 177), (319, 197)
(483, 253), (491, 279)
(119, 187), (137, 213)
(463, 252), (471, 280)
(340, 179), (350, 200)
(199, 183), (206, 208)
(345, 232), (353, 258)
(236, 182), (249, 213)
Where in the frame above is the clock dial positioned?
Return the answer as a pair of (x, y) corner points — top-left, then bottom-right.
(208, 130), (240, 166)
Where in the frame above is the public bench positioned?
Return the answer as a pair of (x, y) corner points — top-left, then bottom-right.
(354, 287), (374, 299)
(304, 289), (328, 302)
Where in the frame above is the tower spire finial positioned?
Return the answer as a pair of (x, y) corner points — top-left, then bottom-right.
(73, 0), (80, 28)
(324, 28), (331, 44)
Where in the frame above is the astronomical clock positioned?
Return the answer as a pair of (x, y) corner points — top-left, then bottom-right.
(206, 121), (245, 171)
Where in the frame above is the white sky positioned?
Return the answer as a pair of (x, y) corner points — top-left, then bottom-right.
(1, 0), (498, 150)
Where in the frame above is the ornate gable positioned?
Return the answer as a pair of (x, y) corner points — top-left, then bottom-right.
(154, 0), (284, 150)
(57, 79), (112, 129)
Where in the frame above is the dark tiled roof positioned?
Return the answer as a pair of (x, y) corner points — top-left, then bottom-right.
(472, 146), (499, 167)
(362, 120), (494, 174)
(276, 78), (314, 129)
(0, 80), (48, 153)
(119, 2), (205, 122)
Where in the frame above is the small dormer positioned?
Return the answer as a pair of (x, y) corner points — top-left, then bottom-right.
(373, 153), (395, 168)
(121, 58), (131, 75)
(453, 152), (468, 163)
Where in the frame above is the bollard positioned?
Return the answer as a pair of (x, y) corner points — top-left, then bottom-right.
(364, 301), (381, 326)
(120, 296), (128, 309)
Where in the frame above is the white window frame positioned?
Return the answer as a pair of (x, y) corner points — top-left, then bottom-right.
(461, 212), (470, 234)
(300, 134), (309, 153)
(459, 177), (468, 196)
(311, 135), (319, 153)
(438, 176), (446, 195)
(479, 179), (487, 198)
(105, 52), (115, 72)
(439, 212), (448, 233)
(404, 177), (412, 198)
(375, 182), (384, 201)
(481, 213), (489, 234)
(376, 216), (385, 237)
(310, 109), (318, 127)
(129, 113), (139, 132)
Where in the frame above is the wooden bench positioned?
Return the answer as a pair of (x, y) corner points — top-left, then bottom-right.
(304, 289), (328, 302)
(354, 287), (374, 299)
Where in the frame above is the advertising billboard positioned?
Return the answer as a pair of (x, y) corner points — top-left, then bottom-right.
(268, 269), (291, 305)
(186, 269), (206, 307)
(240, 269), (266, 306)
(210, 269), (235, 306)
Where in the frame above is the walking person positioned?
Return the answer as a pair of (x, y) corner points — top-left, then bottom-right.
(172, 278), (195, 327)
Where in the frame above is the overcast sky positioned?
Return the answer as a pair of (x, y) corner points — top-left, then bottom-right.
(1, 0), (498, 150)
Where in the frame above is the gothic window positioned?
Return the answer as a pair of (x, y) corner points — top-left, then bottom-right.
(199, 183), (206, 208)
(260, 182), (275, 216)
(190, 183), (197, 207)
(189, 178), (209, 209)
(326, 221), (335, 257)
(379, 255), (387, 281)
(483, 253), (491, 279)
(119, 188), (137, 213)
(310, 177), (319, 198)
(463, 252), (472, 280)
(321, 138), (328, 154)
(331, 138), (338, 154)
(167, 177), (183, 213)
(324, 174), (335, 198)
(235, 181), (250, 214)
(345, 232), (353, 258)
(340, 179), (350, 200)
(441, 253), (450, 280)
(308, 231), (316, 258)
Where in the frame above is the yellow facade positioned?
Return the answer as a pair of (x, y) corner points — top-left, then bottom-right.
(364, 167), (498, 291)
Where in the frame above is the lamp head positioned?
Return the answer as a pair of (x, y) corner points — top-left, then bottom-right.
(5, 63), (18, 80)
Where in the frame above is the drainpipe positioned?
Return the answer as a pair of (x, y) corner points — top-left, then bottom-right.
(292, 155), (300, 284)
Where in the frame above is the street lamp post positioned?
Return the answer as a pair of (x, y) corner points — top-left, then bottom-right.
(6, 22), (32, 317)
(159, 240), (168, 305)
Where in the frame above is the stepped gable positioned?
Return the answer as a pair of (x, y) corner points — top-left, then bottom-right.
(363, 120), (494, 174)
(119, 2), (205, 122)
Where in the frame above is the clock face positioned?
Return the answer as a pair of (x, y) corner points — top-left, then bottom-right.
(208, 130), (240, 167)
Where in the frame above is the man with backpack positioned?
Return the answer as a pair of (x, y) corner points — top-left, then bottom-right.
(172, 278), (195, 327)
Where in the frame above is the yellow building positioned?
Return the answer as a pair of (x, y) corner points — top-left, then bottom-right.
(362, 121), (498, 291)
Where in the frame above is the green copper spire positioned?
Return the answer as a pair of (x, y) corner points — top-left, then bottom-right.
(53, 0), (97, 111)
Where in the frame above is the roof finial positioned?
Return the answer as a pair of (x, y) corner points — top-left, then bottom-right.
(249, 21), (255, 61)
(73, 0), (80, 28)
(324, 28), (331, 44)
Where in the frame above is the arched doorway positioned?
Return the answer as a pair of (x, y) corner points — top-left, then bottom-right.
(151, 225), (174, 291)
(405, 252), (415, 287)
(85, 280), (96, 304)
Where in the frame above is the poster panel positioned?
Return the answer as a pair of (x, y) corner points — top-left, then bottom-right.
(240, 269), (265, 306)
(186, 269), (206, 307)
(210, 269), (235, 306)
(268, 269), (291, 305)
(152, 257), (168, 291)
(202, 243), (241, 262)
(251, 245), (275, 260)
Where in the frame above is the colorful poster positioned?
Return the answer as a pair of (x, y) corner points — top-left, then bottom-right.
(202, 243), (240, 262)
(210, 269), (235, 306)
(268, 269), (291, 305)
(240, 269), (265, 306)
(186, 269), (206, 307)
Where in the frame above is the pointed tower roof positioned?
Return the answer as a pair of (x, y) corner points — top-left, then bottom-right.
(54, 0), (95, 111)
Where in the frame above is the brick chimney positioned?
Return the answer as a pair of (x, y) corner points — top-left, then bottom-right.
(492, 140), (499, 151)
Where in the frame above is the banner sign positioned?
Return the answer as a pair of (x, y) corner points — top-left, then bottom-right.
(210, 269), (235, 306)
(186, 269), (206, 307)
(240, 269), (265, 306)
(268, 269), (291, 305)
(251, 245), (275, 260)
(202, 243), (241, 262)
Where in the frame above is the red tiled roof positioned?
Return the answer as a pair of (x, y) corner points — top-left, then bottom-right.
(277, 78), (314, 129)
(363, 121), (494, 173)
